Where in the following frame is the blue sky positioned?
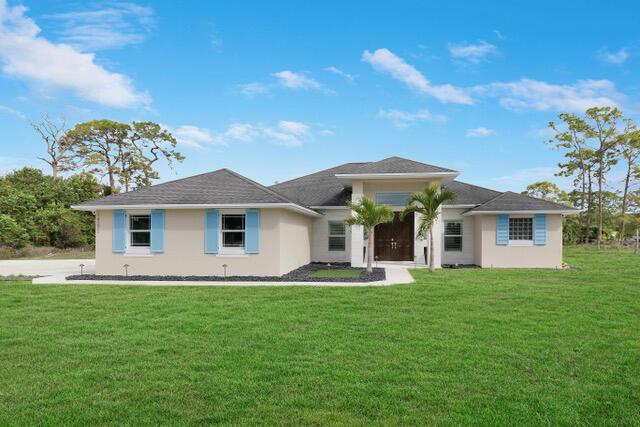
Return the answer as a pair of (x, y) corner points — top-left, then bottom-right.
(0, 0), (638, 191)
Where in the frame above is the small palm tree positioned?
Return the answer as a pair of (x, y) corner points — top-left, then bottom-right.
(346, 196), (394, 272)
(401, 183), (456, 271)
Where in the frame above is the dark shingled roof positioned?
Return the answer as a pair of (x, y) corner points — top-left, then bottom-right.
(77, 168), (299, 207)
(344, 156), (457, 174)
(442, 181), (502, 205)
(468, 191), (577, 212)
(76, 158), (575, 213)
(269, 163), (366, 207)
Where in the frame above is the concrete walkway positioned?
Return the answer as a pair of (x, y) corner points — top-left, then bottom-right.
(32, 266), (414, 287)
(0, 259), (95, 277)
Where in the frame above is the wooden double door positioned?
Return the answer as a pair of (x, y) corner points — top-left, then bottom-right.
(374, 212), (415, 261)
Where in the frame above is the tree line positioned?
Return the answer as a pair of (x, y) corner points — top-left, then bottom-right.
(0, 116), (183, 250)
(523, 107), (640, 246)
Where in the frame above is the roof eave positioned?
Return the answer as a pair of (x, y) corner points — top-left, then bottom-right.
(71, 203), (322, 217)
(462, 209), (579, 216)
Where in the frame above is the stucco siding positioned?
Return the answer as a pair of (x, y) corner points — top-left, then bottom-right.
(441, 208), (475, 265)
(310, 209), (352, 263)
(278, 210), (313, 274)
(95, 208), (311, 277)
(475, 214), (564, 268)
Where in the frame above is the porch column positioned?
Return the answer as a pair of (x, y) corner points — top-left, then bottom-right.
(350, 180), (365, 267)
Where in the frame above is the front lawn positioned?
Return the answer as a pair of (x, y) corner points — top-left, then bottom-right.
(0, 247), (638, 424)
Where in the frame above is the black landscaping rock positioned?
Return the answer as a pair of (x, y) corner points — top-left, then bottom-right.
(66, 262), (386, 283)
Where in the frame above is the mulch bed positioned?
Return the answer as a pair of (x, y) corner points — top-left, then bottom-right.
(66, 262), (386, 283)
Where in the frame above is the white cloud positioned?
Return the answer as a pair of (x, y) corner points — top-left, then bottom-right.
(493, 30), (504, 41)
(378, 108), (446, 128)
(320, 129), (335, 136)
(448, 40), (497, 63)
(597, 48), (629, 65)
(223, 122), (259, 142)
(362, 48), (472, 104)
(491, 167), (572, 191)
(272, 70), (322, 90)
(0, 0), (149, 108)
(43, 3), (154, 51)
(238, 82), (270, 96)
(172, 125), (214, 148)
(0, 104), (26, 119)
(473, 78), (623, 112)
(277, 120), (309, 135)
(466, 127), (495, 137)
(324, 66), (354, 82)
(212, 120), (314, 147)
(263, 127), (302, 146)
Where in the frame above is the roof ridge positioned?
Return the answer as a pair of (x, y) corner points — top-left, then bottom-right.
(468, 191), (508, 211)
(269, 162), (370, 187)
(351, 156), (457, 173)
(221, 168), (304, 206)
(448, 180), (503, 194)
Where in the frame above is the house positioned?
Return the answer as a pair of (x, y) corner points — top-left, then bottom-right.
(73, 157), (577, 276)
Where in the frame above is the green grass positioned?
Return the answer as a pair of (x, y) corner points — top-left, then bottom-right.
(1, 247), (639, 425)
(310, 268), (362, 278)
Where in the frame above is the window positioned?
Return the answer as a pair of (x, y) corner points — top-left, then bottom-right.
(222, 214), (245, 248)
(509, 217), (533, 242)
(328, 221), (346, 251)
(129, 214), (151, 247)
(444, 220), (462, 251)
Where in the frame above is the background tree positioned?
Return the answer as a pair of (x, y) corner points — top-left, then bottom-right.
(346, 196), (394, 273)
(548, 113), (594, 243)
(0, 168), (101, 249)
(401, 183), (456, 271)
(522, 181), (568, 203)
(31, 114), (76, 178)
(584, 107), (622, 248)
(617, 119), (640, 241)
(66, 119), (184, 193)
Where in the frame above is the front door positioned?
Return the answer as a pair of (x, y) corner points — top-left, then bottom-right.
(374, 212), (414, 261)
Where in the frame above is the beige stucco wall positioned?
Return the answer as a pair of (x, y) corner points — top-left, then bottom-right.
(310, 209), (352, 263)
(474, 214), (564, 268)
(441, 208), (475, 265)
(95, 208), (312, 276)
(278, 209), (312, 274)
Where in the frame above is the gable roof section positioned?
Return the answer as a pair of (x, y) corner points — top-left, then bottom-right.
(346, 156), (456, 174)
(466, 191), (578, 214)
(269, 163), (366, 207)
(75, 168), (311, 210)
(442, 181), (502, 205)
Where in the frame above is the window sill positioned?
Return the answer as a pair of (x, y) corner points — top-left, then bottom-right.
(508, 241), (534, 247)
(215, 253), (249, 258)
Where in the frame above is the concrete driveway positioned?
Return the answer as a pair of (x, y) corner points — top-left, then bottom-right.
(0, 259), (95, 277)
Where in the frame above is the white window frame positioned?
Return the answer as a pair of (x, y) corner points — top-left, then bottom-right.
(508, 215), (534, 246)
(444, 220), (463, 252)
(328, 220), (346, 251)
(125, 210), (152, 256)
(219, 210), (246, 254)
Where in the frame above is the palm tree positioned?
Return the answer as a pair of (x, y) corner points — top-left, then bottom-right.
(401, 183), (456, 271)
(346, 196), (394, 273)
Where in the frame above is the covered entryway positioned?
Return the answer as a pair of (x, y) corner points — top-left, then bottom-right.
(374, 212), (414, 261)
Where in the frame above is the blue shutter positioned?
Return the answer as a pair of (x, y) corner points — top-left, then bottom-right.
(112, 210), (126, 253)
(245, 209), (260, 254)
(204, 209), (219, 253)
(534, 214), (547, 245)
(496, 214), (509, 246)
(150, 209), (165, 253)
(376, 192), (412, 206)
